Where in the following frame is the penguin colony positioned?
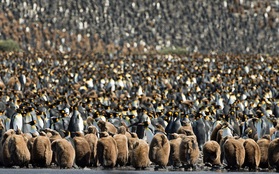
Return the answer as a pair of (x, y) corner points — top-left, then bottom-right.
(0, 52), (279, 172)
(0, 1), (279, 54)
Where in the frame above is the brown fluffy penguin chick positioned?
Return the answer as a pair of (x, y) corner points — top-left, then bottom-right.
(203, 140), (221, 168)
(32, 131), (53, 167)
(45, 128), (62, 142)
(51, 139), (75, 169)
(114, 126), (129, 167)
(177, 121), (194, 135)
(169, 133), (182, 168)
(128, 132), (139, 165)
(223, 137), (245, 170)
(257, 135), (271, 169)
(27, 133), (37, 165)
(243, 138), (261, 171)
(210, 123), (222, 142)
(97, 120), (117, 136)
(84, 126), (98, 167)
(2, 129), (15, 167)
(149, 133), (170, 170)
(131, 139), (150, 170)
(268, 138), (279, 172)
(179, 135), (200, 170)
(97, 131), (118, 168)
(73, 132), (91, 168)
(9, 133), (31, 167)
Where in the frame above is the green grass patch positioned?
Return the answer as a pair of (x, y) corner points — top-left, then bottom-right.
(157, 47), (189, 55)
(0, 39), (21, 52)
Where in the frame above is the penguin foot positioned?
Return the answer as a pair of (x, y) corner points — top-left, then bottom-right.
(73, 163), (79, 169)
(204, 162), (212, 167)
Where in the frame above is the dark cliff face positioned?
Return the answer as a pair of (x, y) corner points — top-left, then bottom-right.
(0, 0), (278, 54)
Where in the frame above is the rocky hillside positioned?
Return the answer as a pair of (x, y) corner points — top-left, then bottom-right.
(0, 0), (278, 54)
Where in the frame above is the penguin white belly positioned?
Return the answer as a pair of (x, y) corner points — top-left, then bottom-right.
(13, 114), (23, 131)
(222, 127), (233, 137)
(77, 115), (84, 133)
(212, 121), (222, 130)
(23, 114), (32, 133)
(5, 118), (10, 130)
(37, 116), (44, 130)
(255, 120), (262, 139)
(144, 128), (154, 144)
(30, 125), (39, 136)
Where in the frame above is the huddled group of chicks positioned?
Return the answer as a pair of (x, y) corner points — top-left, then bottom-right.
(0, 51), (278, 171)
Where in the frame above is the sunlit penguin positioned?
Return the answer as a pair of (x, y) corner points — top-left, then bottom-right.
(84, 126), (98, 167)
(179, 135), (200, 170)
(254, 110), (268, 139)
(114, 126), (129, 167)
(51, 139), (76, 169)
(32, 131), (52, 167)
(22, 110), (35, 134)
(10, 109), (23, 131)
(130, 139), (150, 170)
(97, 131), (118, 168)
(149, 131), (170, 170)
(257, 135), (271, 169)
(243, 138), (261, 171)
(73, 132), (91, 168)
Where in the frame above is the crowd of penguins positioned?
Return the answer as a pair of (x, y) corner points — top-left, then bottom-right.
(0, 51), (279, 171)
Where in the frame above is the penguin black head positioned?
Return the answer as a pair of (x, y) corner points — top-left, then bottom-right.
(256, 110), (263, 118)
(26, 120), (37, 126)
(62, 130), (71, 137)
(166, 111), (173, 117)
(51, 117), (59, 123)
(99, 131), (109, 138)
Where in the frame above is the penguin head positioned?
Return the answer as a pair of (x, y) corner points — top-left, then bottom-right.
(87, 125), (98, 135)
(99, 131), (109, 138)
(26, 120), (37, 126)
(166, 111), (173, 117)
(256, 110), (263, 118)
(173, 111), (179, 117)
(51, 117), (59, 123)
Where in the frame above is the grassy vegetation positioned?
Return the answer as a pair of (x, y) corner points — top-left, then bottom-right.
(0, 39), (21, 52)
(157, 47), (189, 55)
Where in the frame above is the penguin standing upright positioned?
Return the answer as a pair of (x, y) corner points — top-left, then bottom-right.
(179, 135), (200, 170)
(51, 139), (76, 169)
(192, 113), (206, 150)
(149, 129), (170, 170)
(68, 105), (84, 137)
(73, 132), (91, 168)
(84, 126), (98, 167)
(10, 109), (23, 131)
(169, 133), (183, 169)
(97, 132), (118, 168)
(32, 131), (53, 167)
(257, 135), (271, 169)
(114, 126), (129, 167)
